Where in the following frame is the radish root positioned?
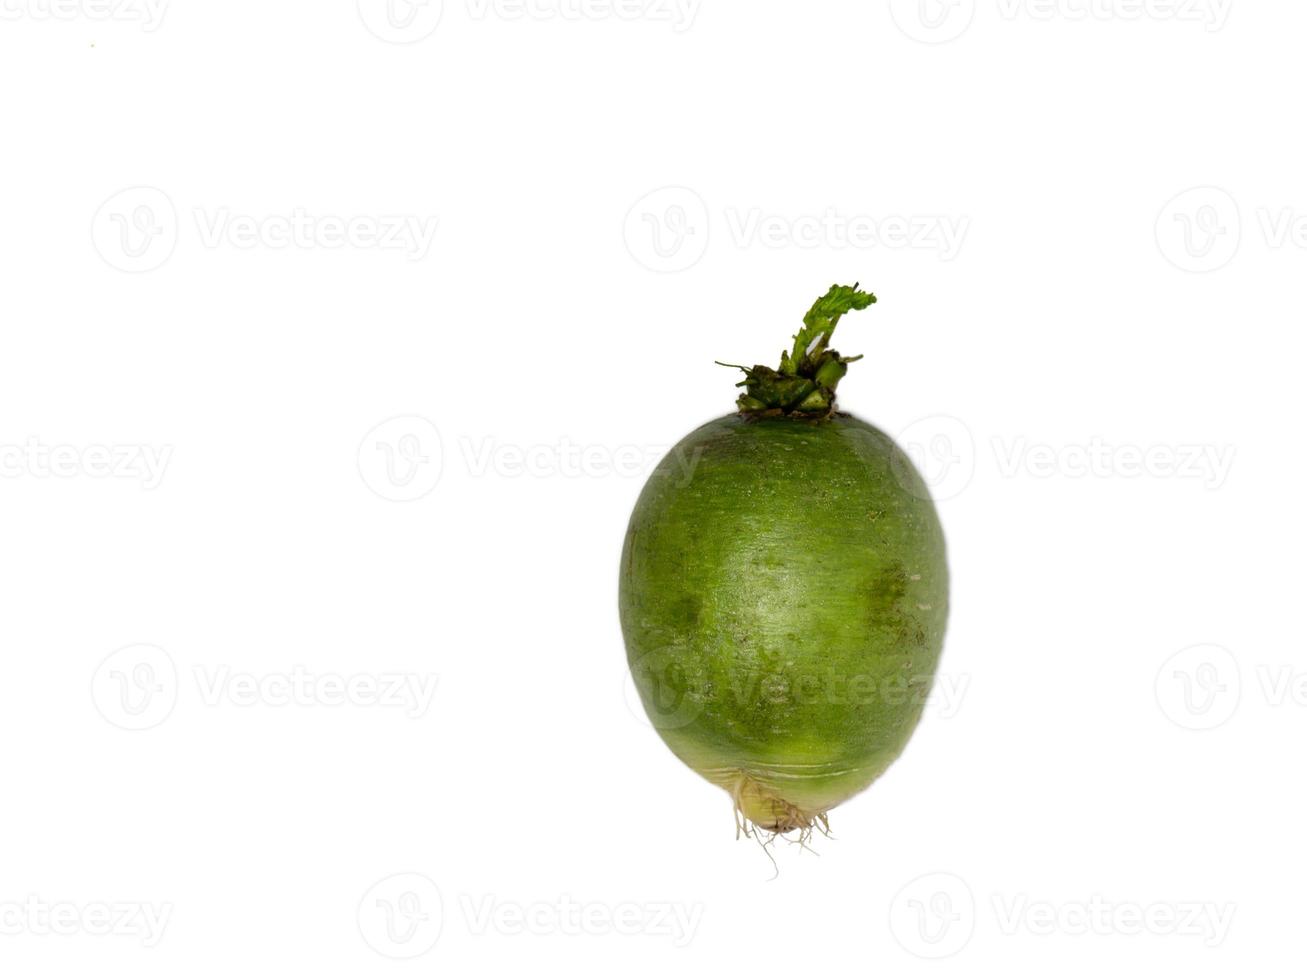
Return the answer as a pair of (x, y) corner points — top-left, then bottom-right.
(729, 772), (833, 873)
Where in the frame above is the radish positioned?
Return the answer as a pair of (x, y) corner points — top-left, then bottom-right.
(619, 285), (949, 841)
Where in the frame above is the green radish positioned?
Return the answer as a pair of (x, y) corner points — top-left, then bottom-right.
(619, 284), (948, 839)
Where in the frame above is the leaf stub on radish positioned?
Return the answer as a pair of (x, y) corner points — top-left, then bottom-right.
(723, 283), (877, 418)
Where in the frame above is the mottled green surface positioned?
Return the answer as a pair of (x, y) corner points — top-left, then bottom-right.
(619, 413), (948, 823)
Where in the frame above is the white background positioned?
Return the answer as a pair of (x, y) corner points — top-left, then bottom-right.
(1, 1), (1302, 976)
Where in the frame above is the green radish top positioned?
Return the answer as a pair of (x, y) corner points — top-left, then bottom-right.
(722, 283), (877, 418)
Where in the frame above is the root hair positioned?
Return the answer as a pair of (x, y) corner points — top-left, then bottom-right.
(728, 773), (833, 877)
